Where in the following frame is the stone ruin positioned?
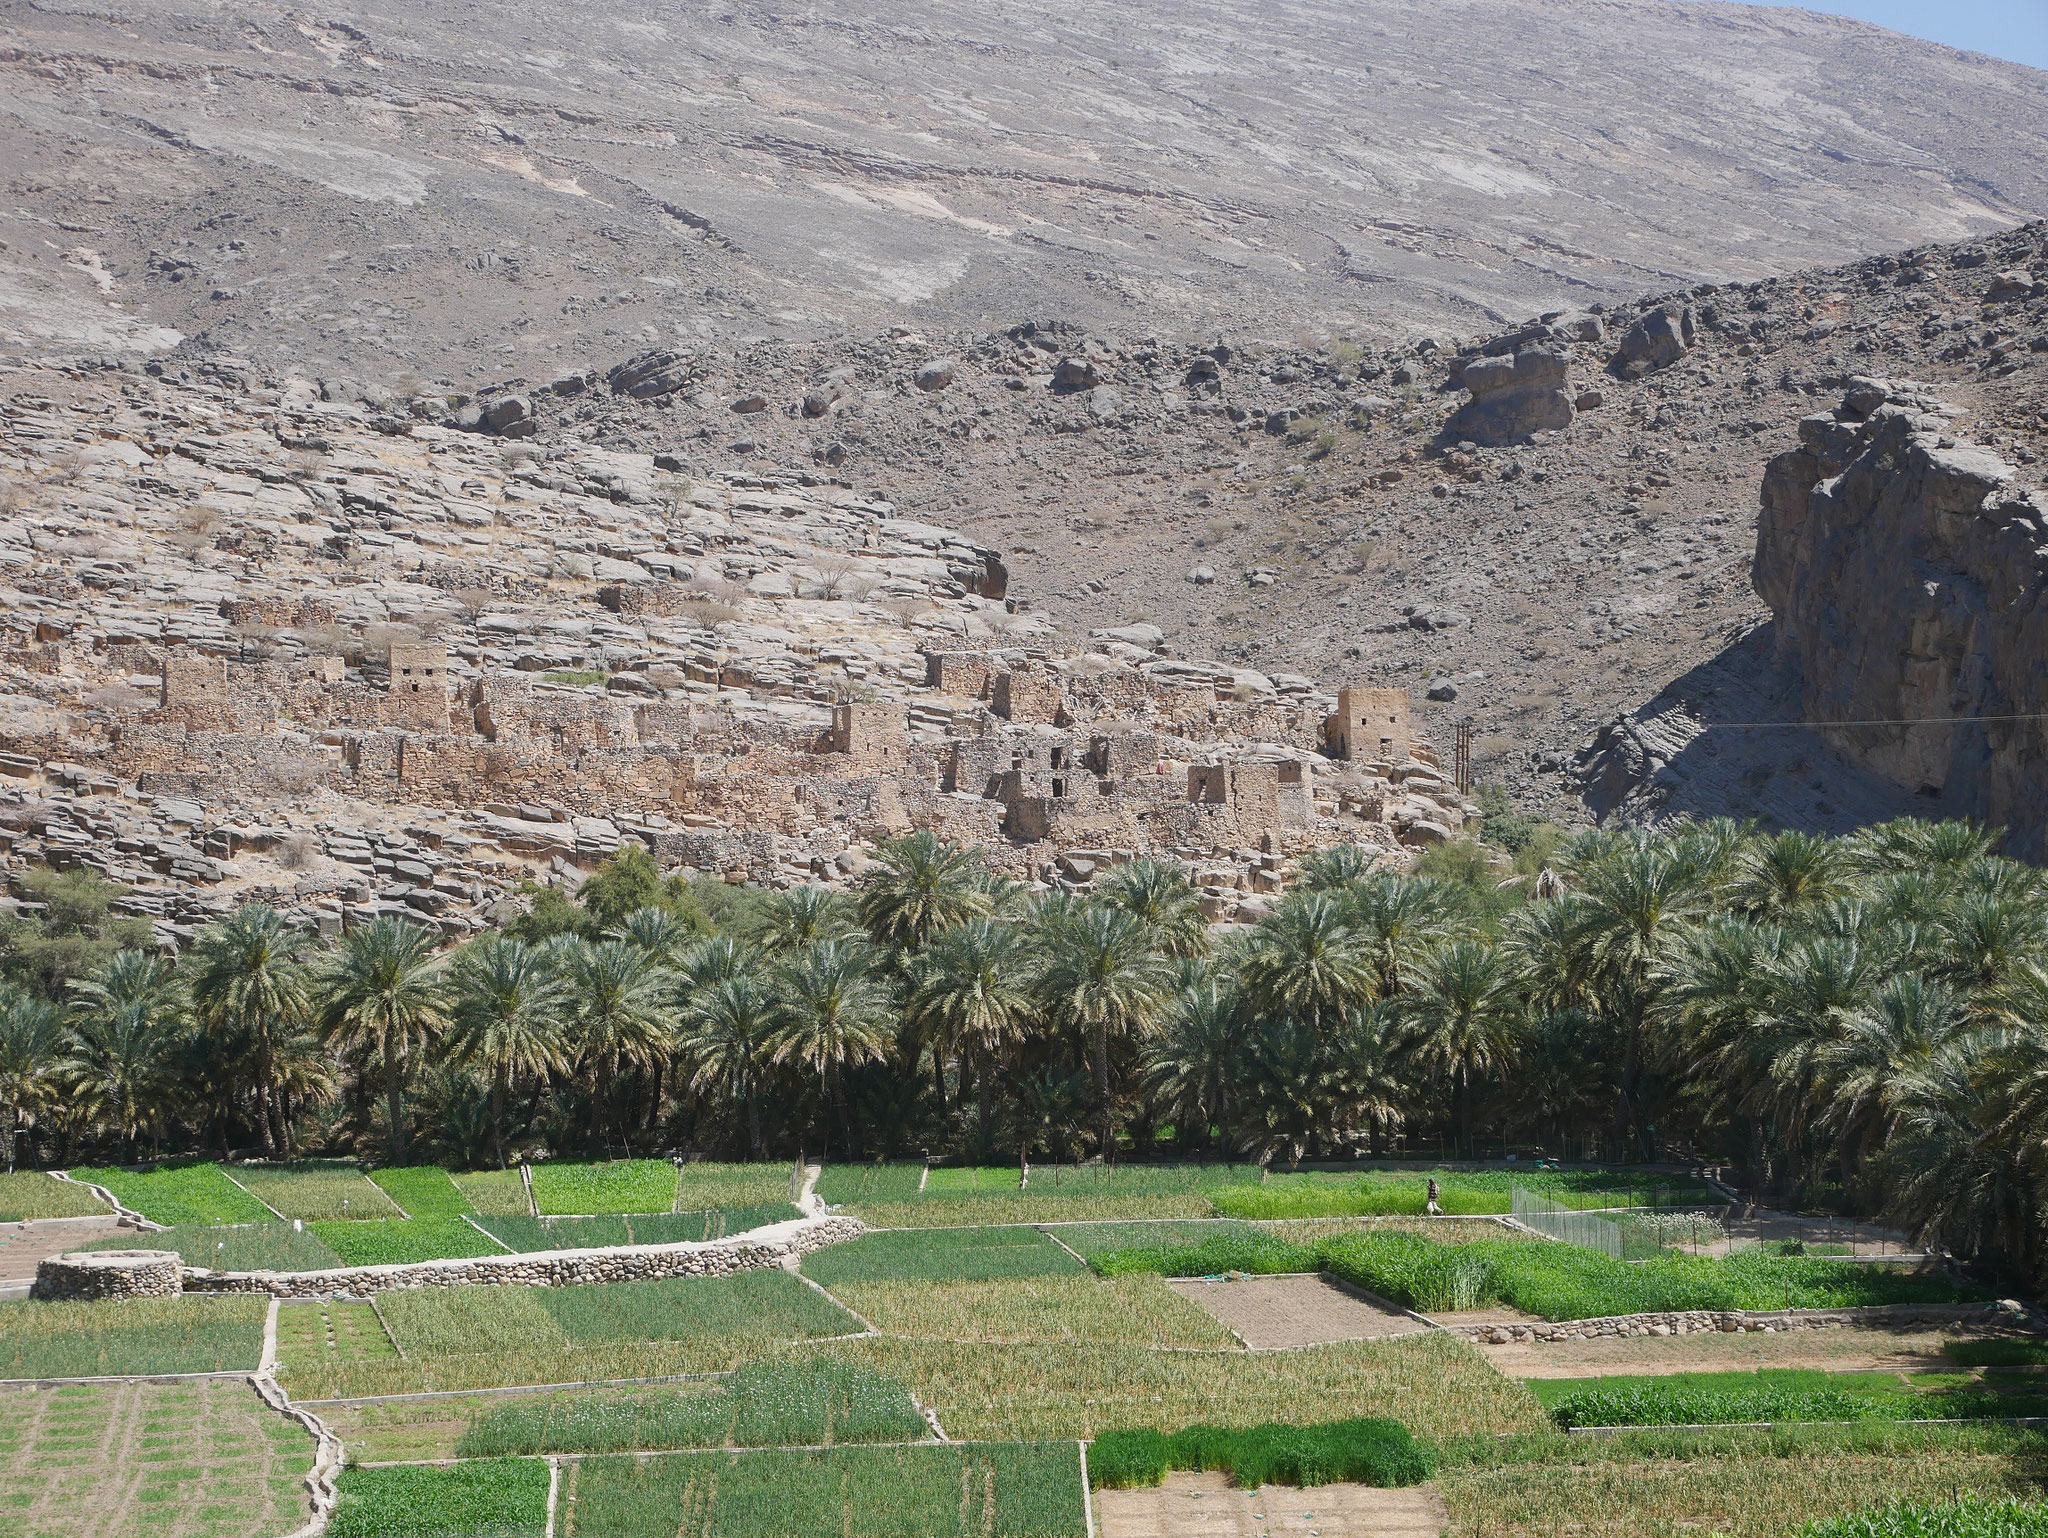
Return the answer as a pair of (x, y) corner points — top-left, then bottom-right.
(0, 362), (1478, 936)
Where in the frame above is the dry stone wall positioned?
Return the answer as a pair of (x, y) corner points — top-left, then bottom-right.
(1446, 1301), (2009, 1345)
(30, 1249), (183, 1301)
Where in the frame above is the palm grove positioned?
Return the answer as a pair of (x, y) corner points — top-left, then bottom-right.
(8, 815), (2048, 1279)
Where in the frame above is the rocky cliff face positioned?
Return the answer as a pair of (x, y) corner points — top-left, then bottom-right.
(1754, 383), (2048, 855)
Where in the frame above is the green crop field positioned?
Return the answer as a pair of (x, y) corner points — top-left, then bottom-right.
(672, 1162), (798, 1210)
(297, 1271), (863, 1399)
(0, 1377), (316, 1538)
(831, 1274), (1241, 1349)
(529, 1159), (678, 1215)
(1801, 1497), (2048, 1538)
(475, 1205), (797, 1253)
(310, 1217), (511, 1266)
(562, 1442), (1086, 1538)
(456, 1357), (926, 1456)
(1433, 1424), (2048, 1538)
(804, 1224), (1083, 1285)
(1530, 1369), (2048, 1429)
(1211, 1168), (1723, 1221)
(0, 1172), (107, 1220)
(819, 1162), (1248, 1228)
(69, 1162), (273, 1227)
(0, 1295), (268, 1379)
(814, 1330), (1547, 1442)
(274, 1301), (401, 1375)
(230, 1161), (403, 1221)
(83, 1221), (345, 1273)
(328, 1458), (549, 1538)
(450, 1168), (532, 1218)
(369, 1167), (475, 1218)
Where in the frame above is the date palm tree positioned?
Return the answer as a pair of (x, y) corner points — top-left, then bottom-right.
(1402, 939), (1524, 1157)
(678, 972), (778, 1159)
(447, 934), (571, 1168)
(1098, 859), (1210, 959)
(1038, 902), (1171, 1159)
(0, 985), (61, 1172)
(855, 831), (992, 953)
(187, 903), (314, 1156)
(904, 917), (1042, 1153)
(558, 939), (675, 1153)
(317, 916), (450, 1166)
(1141, 977), (1244, 1154)
(754, 886), (855, 953)
(66, 949), (185, 1162)
(767, 939), (895, 1159)
(1240, 892), (1376, 1037)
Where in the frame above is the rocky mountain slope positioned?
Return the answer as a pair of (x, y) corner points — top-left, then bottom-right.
(5, 0), (2048, 377)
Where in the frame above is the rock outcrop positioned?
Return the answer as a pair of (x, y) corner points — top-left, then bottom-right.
(1444, 346), (1576, 445)
(1754, 380), (2048, 855)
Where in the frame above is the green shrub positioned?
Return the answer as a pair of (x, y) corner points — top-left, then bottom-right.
(1801, 1499), (2048, 1538)
(328, 1458), (549, 1537)
(1086, 1417), (1433, 1490)
(370, 1167), (475, 1218)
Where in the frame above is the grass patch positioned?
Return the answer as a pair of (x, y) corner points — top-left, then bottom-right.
(329, 1458), (548, 1538)
(476, 1205), (798, 1253)
(1089, 1416), (1432, 1489)
(566, 1442), (1085, 1537)
(529, 1160), (677, 1215)
(0, 1172), (106, 1220)
(804, 1225), (1082, 1285)
(70, 1161), (272, 1226)
(82, 1221), (344, 1273)
(1953, 1342), (2048, 1369)
(1802, 1498), (2048, 1537)
(0, 1294), (267, 1377)
(455, 1357), (924, 1456)
(369, 1167), (475, 1218)
(311, 1218), (510, 1266)
(232, 1161), (403, 1221)
(813, 1330), (1546, 1442)
(833, 1274), (1240, 1349)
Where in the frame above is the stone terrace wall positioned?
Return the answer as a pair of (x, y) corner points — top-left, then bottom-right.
(1446, 1301), (2013, 1345)
(179, 1216), (865, 1300)
(31, 1249), (183, 1301)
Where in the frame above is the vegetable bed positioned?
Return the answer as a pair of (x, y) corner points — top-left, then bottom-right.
(0, 1295), (268, 1377)
(1535, 1369), (2048, 1429)
(1088, 1415), (1433, 1489)
(69, 1161), (272, 1227)
(328, 1458), (550, 1538)
(804, 1225), (1083, 1285)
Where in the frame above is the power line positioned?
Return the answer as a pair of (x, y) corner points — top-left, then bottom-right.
(1670, 711), (2048, 731)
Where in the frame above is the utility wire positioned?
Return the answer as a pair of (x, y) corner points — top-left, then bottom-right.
(1659, 712), (2048, 731)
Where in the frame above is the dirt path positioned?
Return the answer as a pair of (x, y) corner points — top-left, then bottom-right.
(1097, 1472), (1445, 1537)
(1168, 1274), (1429, 1349)
(0, 1216), (123, 1294)
(1482, 1326), (1983, 1379)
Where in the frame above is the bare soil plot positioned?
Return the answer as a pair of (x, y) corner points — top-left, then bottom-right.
(0, 1216), (122, 1286)
(0, 1377), (314, 1538)
(1168, 1274), (1429, 1349)
(1096, 1470), (1445, 1538)
(1482, 1325), (1989, 1379)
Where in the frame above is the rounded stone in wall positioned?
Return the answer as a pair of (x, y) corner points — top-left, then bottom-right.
(31, 1249), (184, 1302)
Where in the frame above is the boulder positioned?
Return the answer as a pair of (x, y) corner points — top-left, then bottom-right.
(913, 359), (957, 392)
(482, 395), (531, 433)
(1988, 269), (2039, 301)
(606, 350), (698, 399)
(1611, 304), (1696, 377)
(1052, 357), (1100, 392)
(1443, 345), (1575, 445)
(730, 394), (769, 414)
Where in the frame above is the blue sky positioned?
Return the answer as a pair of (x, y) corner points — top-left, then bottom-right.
(1735, 1), (2048, 70)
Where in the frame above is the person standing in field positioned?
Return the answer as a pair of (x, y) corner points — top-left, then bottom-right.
(1426, 1176), (1441, 1215)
